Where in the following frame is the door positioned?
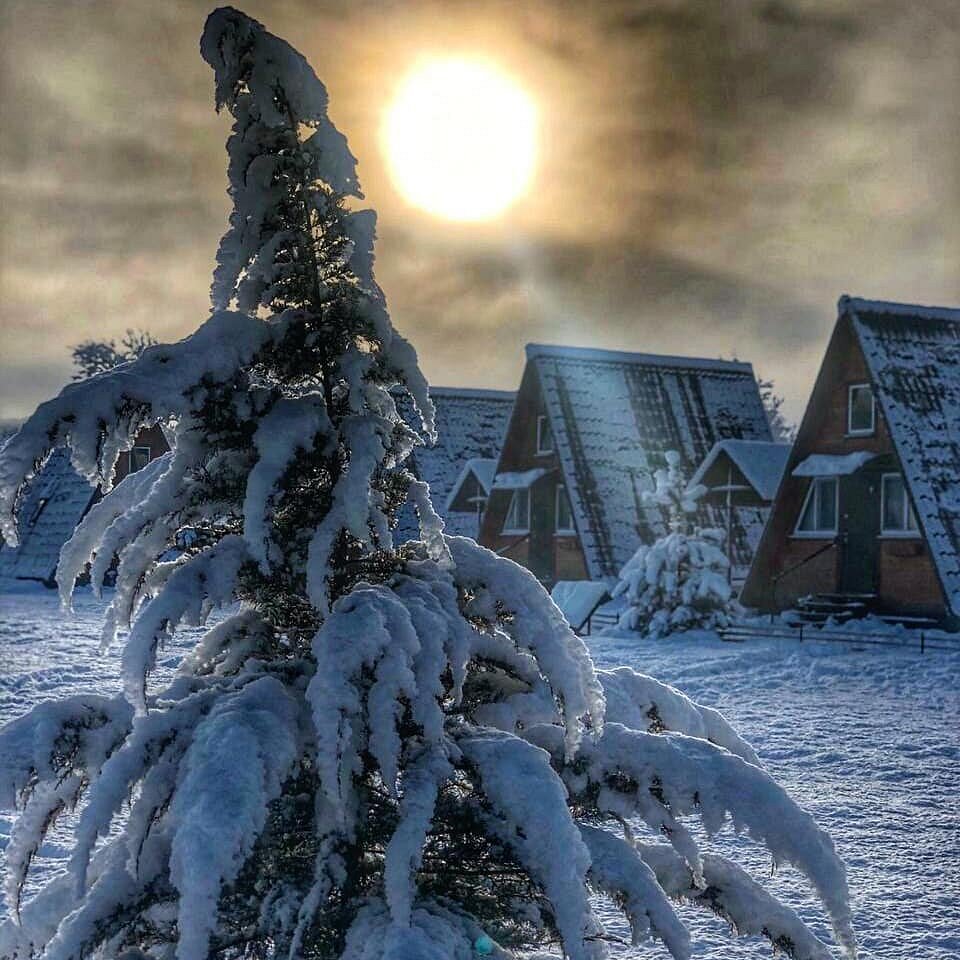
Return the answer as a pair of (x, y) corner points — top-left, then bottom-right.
(839, 469), (880, 594)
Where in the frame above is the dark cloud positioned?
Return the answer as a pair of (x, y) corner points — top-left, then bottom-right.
(1, 0), (959, 424)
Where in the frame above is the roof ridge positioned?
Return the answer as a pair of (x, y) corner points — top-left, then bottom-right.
(426, 386), (516, 400)
(840, 294), (960, 323)
(525, 342), (754, 374)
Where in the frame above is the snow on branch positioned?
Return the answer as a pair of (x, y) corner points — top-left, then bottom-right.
(169, 676), (300, 960)
(578, 824), (689, 959)
(447, 536), (604, 758)
(599, 666), (760, 766)
(0, 310), (271, 546)
(640, 843), (836, 960)
(459, 729), (597, 960)
(121, 535), (250, 713)
(582, 723), (855, 956)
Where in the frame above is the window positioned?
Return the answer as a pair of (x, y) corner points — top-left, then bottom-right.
(795, 477), (838, 536)
(502, 489), (530, 534)
(128, 446), (151, 473)
(847, 384), (875, 435)
(555, 485), (574, 534)
(881, 473), (919, 535)
(536, 415), (553, 455)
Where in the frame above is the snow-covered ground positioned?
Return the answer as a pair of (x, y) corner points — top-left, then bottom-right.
(0, 584), (957, 959)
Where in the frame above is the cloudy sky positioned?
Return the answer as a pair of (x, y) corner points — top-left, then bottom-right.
(2, 0), (959, 423)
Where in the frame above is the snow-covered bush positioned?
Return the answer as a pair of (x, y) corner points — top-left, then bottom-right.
(0, 10), (854, 960)
(614, 451), (737, 637)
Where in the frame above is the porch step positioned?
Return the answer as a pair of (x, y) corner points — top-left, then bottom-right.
(790, 592), (877, 625)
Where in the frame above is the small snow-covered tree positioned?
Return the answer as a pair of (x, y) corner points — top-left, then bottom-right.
(0, 9), (855, 960)
(614, 452), (736, 638)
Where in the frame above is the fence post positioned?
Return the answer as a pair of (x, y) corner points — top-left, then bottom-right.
(921, 631), (925, 655)
(799, 623), (804, 643)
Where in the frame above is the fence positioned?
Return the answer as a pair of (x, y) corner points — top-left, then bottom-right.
(719, 621), (960, 653)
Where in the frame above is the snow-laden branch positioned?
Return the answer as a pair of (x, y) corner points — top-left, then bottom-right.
(447, 537), (604, 757)
(169, 677), (301, 960)
(121, 536), (249, 712)
(581, 723), (855, 956)
(599, 667), (760, 766)
(578, 824), (689, 959)
(459, 729), (596, 960)
(0, 310), (270, 545)
(640, 842), (837, 960)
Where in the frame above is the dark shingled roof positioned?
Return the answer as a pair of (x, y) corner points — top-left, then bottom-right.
(0, 449), (96, 584)
(845, 296), (960, 614)
(527, 343), (772, 579)
(397, 387), (514, 541)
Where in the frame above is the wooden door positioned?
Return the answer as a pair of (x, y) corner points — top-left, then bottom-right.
(839, 469), (880, 595)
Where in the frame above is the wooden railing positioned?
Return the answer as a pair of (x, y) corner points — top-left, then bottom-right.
(719, 621), (960, 653)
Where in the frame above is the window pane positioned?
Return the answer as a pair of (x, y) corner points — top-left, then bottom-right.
(537, 415), (553, 453)
(797, 483), (818, 531)
(883, 475), (906, 531)
(504, 489), (530, 531)
(130, 447), (151, 472)
(817, 478), (837, 531)
(849, 385), (873, 432)
(556, 487), (572, 532)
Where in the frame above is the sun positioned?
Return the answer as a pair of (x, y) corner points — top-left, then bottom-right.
(382, 58), (538, 223)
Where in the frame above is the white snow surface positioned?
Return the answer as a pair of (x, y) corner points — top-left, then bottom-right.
(0, 585), (957, 959)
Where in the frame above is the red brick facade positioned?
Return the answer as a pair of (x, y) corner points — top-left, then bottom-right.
(742, 317), (947, 619)
(479, 364), (588, 586)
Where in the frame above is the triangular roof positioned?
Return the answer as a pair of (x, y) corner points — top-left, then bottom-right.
(526, 343), (772, 579)
(445, 458), (499, 511)
(690, 440), (792, 501)
(843, 296), (960, 614)
(0, 449), (97, 584)
(396, 387), (515, 540)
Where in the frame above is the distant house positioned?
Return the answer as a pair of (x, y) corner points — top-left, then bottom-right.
(742, 296), (960, 625)
(689, 439), (791, 580)
(0, 425), (168, 586)
(478, 344), (773, 587)
(396, 387), (514, 541)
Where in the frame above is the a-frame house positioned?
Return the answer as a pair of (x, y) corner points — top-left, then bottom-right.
(742, 296), (960, 625)
(478, 344), (772, 586)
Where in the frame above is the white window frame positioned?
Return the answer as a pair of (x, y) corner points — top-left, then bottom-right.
(128, 445), (152, 473)
(502, 488), (530, 535)
(536, 414), (553, 455)
(847, 383), (875, 436)
(793, 477), (839, 538)
(880, 472), (920, 538)
(555, 484), (575, 535)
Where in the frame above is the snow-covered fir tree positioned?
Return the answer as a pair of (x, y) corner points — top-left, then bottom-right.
(0, 9), (855, 960)
(613, 452), (737, 638)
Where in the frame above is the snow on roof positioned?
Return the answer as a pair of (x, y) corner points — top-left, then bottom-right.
(492, 468), (549, 490)
(526, 342), (754, 375)
(844, 296), (960, 614)
(396, 387), (514, 541)
(532, 347), (772, 579)
(550, 580), (611, 631)
(444, 458), (499, 513)
(792, 451), (877, 478)
(0, 449), (97, 584)
(690, 440), (791, 501)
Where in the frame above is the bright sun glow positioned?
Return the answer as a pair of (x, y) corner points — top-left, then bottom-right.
(383, 58), (538, 222)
